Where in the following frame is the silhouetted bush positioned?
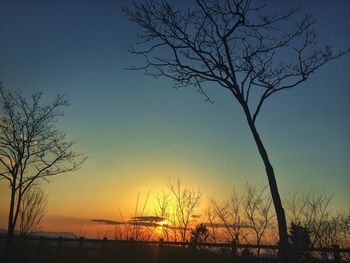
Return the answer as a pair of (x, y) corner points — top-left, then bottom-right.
(289, 222), (312, 262)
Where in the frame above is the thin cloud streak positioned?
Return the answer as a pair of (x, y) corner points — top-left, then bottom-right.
(91, 217), (251, 229)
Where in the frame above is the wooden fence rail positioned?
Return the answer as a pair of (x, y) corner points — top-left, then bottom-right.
(1, 236), (350, 263)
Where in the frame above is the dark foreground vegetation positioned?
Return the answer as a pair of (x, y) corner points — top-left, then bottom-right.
(1, 236), (349, 263)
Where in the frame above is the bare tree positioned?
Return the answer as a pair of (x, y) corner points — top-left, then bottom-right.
(124, 1), (349, 259)
(168, 178), (202, 242)
(243, 184), (274, 255)
(131, 190), (152, 240)
(205, 206), (220, 242)
(154, 190), (171, 241)
(18, 186), (48, 236)
(0, 85), (85, 255)
(284, 192), (309, 226)
(285, 192), (350, 261)
(209, 189), (245, 243)
(339, 210), (350, 247)
(284, 191), (345, 249)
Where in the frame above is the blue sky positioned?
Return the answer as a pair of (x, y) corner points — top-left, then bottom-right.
(0, 0), (349, 223)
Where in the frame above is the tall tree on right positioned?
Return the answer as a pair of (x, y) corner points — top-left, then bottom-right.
(124, 0), (349, 261)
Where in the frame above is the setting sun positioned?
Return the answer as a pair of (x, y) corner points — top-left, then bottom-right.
(158, 220), (167, 227)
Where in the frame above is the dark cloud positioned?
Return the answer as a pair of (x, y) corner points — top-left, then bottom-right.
(91, 215), (166, 228)
(91, 219), (124, 225)
(129, 216), (165, 223)
(206, 223), (250, 229)
(92, 218), (250, 230)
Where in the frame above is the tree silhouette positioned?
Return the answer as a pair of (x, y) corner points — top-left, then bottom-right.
(124, 0), (349, 261)
(243, 184), (274, 255)
(191, 223), (209, 244)
(168, 179), (202, 242)
(18, 185), (48, 236)
(209, 188), (244, 243)
(0, 85), (85, 258)
(289, 222), (312, 261)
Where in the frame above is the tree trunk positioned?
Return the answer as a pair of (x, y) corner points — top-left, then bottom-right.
(241, 104), (290, 262)
(13, 188), (23, 234)
(7, 187), (16, 236)
(4, 185), (16, 261)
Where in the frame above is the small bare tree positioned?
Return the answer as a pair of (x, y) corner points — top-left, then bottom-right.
(286, 193), (350, 261)
(210, 189), (245, 243)
(115, 191), (155, 241)
(131, 191), (151, 240)
(339, 211), (350, 247)
(0, 85), (85, 254)
(18, 186), (47, 236)
(124, 1), (349, 259)
(243, 184), (274, 254)
(154, 190), (171, 240)
(206, 206), (219, 242)
(284, 191), (349, 249)
(168, 178), (202, 242)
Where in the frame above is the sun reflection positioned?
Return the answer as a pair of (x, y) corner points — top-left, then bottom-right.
(158, 220), (167, 226)
(154, 219), (168, 235)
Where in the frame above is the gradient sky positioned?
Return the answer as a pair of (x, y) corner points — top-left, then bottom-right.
(0, 0), (349, 232)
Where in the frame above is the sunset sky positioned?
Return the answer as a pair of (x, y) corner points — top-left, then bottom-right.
(0, 0), (349, 236)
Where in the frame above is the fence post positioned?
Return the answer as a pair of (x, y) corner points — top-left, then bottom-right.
(37, 236), (44, 261)
(231, 240), (237, 257)
(78, 237), (84, 263)
(19, 235), (27, 262)
(128, 238), (134, 261)
(54, 236), (62, 263)
(191, 240), (197, 251)
(333, 244), (341, 263)
(158, 238), (164, 262)
(101, 237), (107, 263)
(159, 238), (164, 248)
